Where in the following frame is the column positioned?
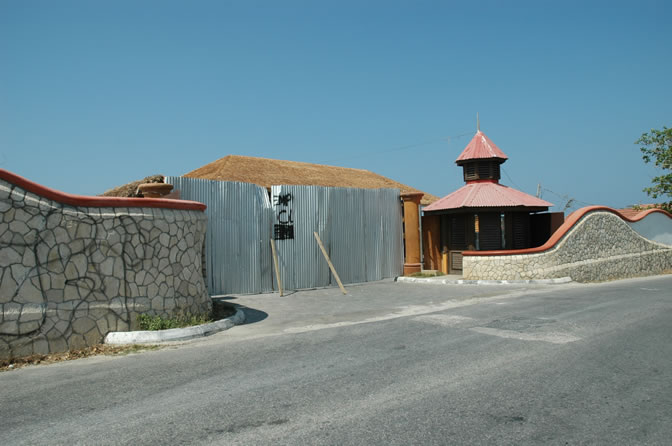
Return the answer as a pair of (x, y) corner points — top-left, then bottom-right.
(401, 192), (423, 275)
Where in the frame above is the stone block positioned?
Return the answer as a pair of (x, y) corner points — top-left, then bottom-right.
(103, 276), (120, 297)
(68, 334), (87, 350)
(151, 295), (163, 310)
(1, 318), (20, 335)
(0, 247), (22, 267)
(17, 279), (44, 304)
(70, 253), (88, 277)
(71, 316), (96, 335)
(17, 320), (41, 335)
(53, 226), (70, 245)
(9, 220), (30, 236)
(9, 340), (34, 358)
(46, 336), (67, 354)
(83, 327), (102, 346)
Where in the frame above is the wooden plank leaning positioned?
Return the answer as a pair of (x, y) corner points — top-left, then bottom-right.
(270, 238), (283, 297)
(313, 231), (347, 295)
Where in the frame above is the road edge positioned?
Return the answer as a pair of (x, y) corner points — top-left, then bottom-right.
(103, 307), (246, 345)
(396, 276), (573, 285)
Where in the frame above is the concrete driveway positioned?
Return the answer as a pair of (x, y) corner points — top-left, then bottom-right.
(209, 278), (576, 343)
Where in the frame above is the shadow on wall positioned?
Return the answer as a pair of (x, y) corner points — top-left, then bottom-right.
(0, 169), (210, 360)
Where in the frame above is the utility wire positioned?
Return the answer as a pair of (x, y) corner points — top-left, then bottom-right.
(501, 168), (593, 211)
(500, 166), (523, 191)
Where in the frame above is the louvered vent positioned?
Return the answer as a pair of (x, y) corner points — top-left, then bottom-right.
(477, 163), (491, 179)
(463, 163), (477, 181)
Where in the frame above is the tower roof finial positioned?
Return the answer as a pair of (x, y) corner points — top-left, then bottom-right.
(477, 112), (480, 132)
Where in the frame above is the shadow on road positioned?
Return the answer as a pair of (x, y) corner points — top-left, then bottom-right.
(236, 306), (268, 325)
(211, 297), (269, 325)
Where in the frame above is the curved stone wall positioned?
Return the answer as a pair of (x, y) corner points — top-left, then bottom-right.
(0, 170), (210, 359)
(463, 207), (672, 282)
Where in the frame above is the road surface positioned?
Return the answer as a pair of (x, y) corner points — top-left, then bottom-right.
(1, 276), (671, 445)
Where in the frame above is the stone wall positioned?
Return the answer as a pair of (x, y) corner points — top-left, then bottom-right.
(463, 208), (672, 282)
(0, 171), (210, 359)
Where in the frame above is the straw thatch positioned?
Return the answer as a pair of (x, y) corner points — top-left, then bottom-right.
(185, 155), (438, 205)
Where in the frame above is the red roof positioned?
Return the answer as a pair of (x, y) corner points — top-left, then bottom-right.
(455, 131), (508, 163)
(423, 181), (553, 211)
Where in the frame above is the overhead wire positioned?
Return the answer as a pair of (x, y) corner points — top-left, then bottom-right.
(322, 131), (474, 164)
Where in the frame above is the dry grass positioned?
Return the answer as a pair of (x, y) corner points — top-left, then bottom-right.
(100, 174), (165, 197)
(184, 155), (439, 205)
(1, 344), (163, 372)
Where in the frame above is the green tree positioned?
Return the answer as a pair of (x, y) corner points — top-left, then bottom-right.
(636, 125), (672, 212)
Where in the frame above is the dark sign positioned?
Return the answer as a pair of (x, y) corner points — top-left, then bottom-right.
(273, 192), (294, 240)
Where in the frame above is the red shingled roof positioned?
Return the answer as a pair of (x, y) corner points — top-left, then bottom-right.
(423, 181), (553, 211)
(455, 131), (508, 163)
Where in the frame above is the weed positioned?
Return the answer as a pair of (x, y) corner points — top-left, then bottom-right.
(137, 313), (213, 331)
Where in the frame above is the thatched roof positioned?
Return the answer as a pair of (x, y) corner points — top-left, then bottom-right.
(185, 155), (438, 205)
(100, 175), (165, 197)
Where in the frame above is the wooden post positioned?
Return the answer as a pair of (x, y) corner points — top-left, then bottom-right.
(441, 251), (449, 275)
(270, 238), (283, 297)
(313, 232), (347, 295)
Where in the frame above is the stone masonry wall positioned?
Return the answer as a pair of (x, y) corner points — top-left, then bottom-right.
(0, 178), (211, 359)
(463, 210), (672, 282)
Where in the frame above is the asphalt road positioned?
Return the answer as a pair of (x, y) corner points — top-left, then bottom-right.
(1, 276), (671, 445)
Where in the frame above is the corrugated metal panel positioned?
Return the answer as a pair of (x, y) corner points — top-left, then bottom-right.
(166, 176), (273, 295)
(272, 185), (403, 290)
(271, 185), (330, 290)
(329, 188), (367, 284)
(455, 131), (508, 162)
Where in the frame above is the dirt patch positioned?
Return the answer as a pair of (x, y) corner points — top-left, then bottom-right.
(1, 302), (238, 372)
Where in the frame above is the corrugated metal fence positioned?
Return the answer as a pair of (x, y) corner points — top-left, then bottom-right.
(167, 177), (274, 294)
(167, 177), (403, 295)
(271, 185), (403, 290)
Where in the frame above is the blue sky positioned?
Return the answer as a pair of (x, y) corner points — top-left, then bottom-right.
(1, 0), (670, 212)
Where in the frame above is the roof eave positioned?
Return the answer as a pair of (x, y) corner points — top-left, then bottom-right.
(423, 205), (550, 215)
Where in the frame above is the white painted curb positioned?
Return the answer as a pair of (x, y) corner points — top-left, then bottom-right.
(396, 276), (573, 285)
(104, 308), (245, 345)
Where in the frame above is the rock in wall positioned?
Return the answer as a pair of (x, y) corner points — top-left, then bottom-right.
(0, 178), (210, 359)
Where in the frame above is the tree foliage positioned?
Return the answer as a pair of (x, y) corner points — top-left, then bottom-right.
(636, 126), (672, 212)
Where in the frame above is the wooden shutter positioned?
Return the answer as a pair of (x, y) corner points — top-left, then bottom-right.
(479, 213), (502, 250)
(512, 213), (530, 249)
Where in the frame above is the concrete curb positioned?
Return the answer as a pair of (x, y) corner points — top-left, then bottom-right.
(103, 308), (246, 345)
(396, 276), (573, 285)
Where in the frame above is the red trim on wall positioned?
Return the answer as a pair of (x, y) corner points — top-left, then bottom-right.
(465, 179), (498, 184)
(0, 169), (206, 211)
(464, 205), (672, 257)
